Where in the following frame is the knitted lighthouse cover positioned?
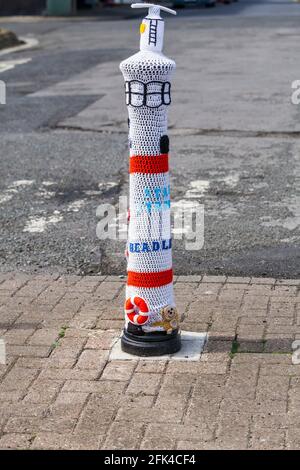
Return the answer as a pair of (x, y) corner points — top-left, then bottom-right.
(120, 4), (179, 334)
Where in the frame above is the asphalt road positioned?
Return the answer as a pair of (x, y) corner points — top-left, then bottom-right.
(0, 0), (299, 278)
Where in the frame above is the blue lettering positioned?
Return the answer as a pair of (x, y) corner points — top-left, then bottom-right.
(162, 240), (169, 250)
(154, 188), (161, 199)
(144, 188), (151, 198)
(128, 239), (172, 254)
(152, 241), (160, 251)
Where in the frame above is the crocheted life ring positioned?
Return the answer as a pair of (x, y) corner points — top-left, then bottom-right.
(125, 296), (149, 325)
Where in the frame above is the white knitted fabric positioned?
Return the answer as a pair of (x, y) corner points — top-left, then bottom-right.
(120, 28), (176, 332)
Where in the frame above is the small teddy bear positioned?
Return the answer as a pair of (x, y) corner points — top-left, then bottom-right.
(153, 305), (180, 334)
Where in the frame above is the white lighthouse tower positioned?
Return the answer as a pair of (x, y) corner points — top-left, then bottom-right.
(120, 3), (181, 355)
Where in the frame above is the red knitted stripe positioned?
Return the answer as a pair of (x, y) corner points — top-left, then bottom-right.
(129, 154), (169, 174)
(127, 269), (173, 288)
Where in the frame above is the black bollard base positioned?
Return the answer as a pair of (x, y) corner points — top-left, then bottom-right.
(121, 327), (181, 357)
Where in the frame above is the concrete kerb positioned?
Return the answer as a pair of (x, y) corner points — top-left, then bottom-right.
(0, 36), (39, 57)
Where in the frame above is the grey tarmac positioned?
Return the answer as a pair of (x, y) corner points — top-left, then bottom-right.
(0, 0), (299, 278)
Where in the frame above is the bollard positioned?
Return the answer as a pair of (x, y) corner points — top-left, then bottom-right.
(120, 3), (181, 356)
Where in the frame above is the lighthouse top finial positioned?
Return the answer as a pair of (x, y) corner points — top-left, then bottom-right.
(131, 3), (177, 18)
(132, 3), (176, 53)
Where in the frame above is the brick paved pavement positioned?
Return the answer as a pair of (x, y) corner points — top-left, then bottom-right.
(0, 273), (299, 449)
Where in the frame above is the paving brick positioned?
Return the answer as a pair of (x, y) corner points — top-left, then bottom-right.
(239, 308), (268, 317)
(245, 285), (273, 296)
(54, 276), (82, 287)
(215, 425), (249, 450)
(37, 415), (77, 434)
(40, 368), (99, 381)
(180, 322), (209, 332)
(32, 431), (103, 450)
(51, 296), (85, 316)
(34, 287), (66, 305)
(55, 392), (89, 407)
(177, 275), (202, 283)
(159, 373), (194, 398)
(176, 440), (213, 450)
(126, 373), (162, 396)
(0, 433), (32, 449)
(24, 378), (63, 404)
(4, 416), (41, 434)
(101, 360), (136, 381)
(76, 350), (109, 371)
(238, 341), (265, 353)
(14, 280), (49, 298)
(260, 364), (300, 376)
(251, 277), (276, 285)
(217, 411), (251, 429)
(144, 422), (214, 448)
(267, 316), (294, 326)
(3, 328), (35, 345)
(185, 396), (220, 424)
(94, 281), (123, 300)
(277, 279), (300, 286)
(136, 361), (167, 374)
(7, 345), (51, 358)
(63, 328), (89, 339)
(28, 328), (59, 346)
(70, 315), (98, 330)
(252, 412), (288, 430)
(70, 277), (104, 292)
(227, 277), (251, 284)
(224, 374), (257, 400)
(76, 393), (121, 432)
(1, 403), (48, 418)
(286, 427), (300, 449)
(287, 412), (300, 427)
(0, 391), (24, 403)
(203, 275), (227, 283)
(0, 307), (21, 327)
(0, 412), (8, 432)
(256, 375), (289, 401)
(0, 272), (298, 450)
(0, 367), (38, 392)
(264, 335), (293, 353)
(85, 330), (119, 350)
(272, 286), (298, 297)
(0, 277), (28, 292)
(55, 336), (87, 351)
(167, 361), (228, 375)
(201, 351), (229, 363)
(243, 296), (269, 309)
(62, 379), (125, 394)
(116, 396), (154, 423)
(152, 397), (187, 424)
(195, 283), (222, 296)
(102, 421), (144, 450)
(232, 353), (291, 364)
(141, 436), (176, 450)
(47, 348), (79, 368)
(210, 313), (239, 332)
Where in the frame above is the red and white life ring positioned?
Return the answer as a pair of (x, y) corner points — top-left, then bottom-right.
(125, 296), (149, 325)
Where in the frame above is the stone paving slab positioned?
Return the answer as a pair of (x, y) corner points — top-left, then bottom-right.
(109, 331), (208, 362)
(0, 273), (299, 449)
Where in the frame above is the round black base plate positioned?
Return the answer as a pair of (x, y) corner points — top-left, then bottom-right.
(121, 329), (181, 357)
